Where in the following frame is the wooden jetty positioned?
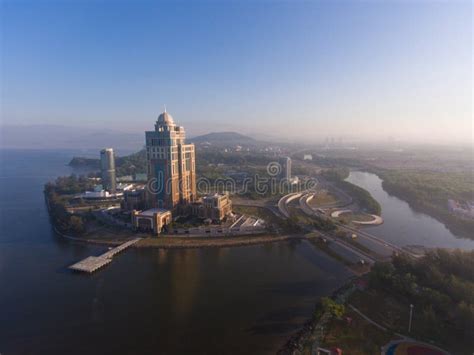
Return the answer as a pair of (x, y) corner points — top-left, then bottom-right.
(69, 238), (141, 273)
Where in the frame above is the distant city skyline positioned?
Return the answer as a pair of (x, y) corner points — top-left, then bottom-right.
(1, 0), (472, 145)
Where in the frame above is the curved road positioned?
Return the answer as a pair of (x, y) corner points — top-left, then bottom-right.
(277, 192), (304, 218)
(297, 192), (412, 257)
(277, 191), (377, 263)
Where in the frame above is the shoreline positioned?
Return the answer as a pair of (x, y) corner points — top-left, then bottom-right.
(53, 225), (316, 249)
(277, 278), (358, 355)
(55, 223), (366, 274)
(134, 234), (313, 249)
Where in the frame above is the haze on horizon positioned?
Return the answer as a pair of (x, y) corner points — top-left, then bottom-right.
(1, 0), (472, 147)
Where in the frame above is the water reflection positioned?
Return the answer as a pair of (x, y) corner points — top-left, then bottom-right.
(170, 249), (200, 321)
(0, 150), (353, 354)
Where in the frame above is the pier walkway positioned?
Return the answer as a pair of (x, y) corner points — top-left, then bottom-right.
(69, 238), (141, 273)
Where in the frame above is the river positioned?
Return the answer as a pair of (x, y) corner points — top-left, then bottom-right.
(0, 149), (351, 354)
(346, 171), (474, 250)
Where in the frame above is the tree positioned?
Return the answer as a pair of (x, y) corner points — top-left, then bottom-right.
(69, 216), (85, 234)
(321, 297), (345, 318)
(369, 261), (395, 289)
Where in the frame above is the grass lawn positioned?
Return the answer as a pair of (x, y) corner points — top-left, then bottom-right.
(337, 212), (375, 224)
(320, 308), (394, 354)
(350, 289), (409, 331)
(308, 191), (338, 207)
(348, 289), (461, 353)
(291, 207), (315, 224)
(350, 213), (375, 222)
(135, 234), (296, 248)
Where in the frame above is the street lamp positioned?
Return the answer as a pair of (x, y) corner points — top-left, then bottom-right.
(408, 304), (414, 333)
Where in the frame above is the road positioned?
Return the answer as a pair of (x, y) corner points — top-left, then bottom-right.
(234, 192), (376, 264)
(274, 191), (375, 263)
(235, 181), (413, 263)
(277, 192), (304, 218)
(314, 229), (377, 264)
(296, 190), (419, 258)
(297, 191), (400, 253)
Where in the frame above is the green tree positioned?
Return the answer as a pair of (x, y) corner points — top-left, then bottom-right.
(69, 216), (85, 234)
(321, 297), (345, 318)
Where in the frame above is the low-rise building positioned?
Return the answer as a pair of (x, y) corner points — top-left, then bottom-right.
(448, 199), (474, 219)
(190, 193), (232, 222)
(131, 208), (172, 235)
(122, 187), (147, 211)
(75, 190), (123, 200)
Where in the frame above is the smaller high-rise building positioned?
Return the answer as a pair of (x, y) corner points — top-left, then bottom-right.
(201, 193), (233, 221)
(100, 148), (116, 193)
(279, 156), (291, 181)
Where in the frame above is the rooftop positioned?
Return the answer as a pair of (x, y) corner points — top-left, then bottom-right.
(138, 208), (171, 217)
(156, 111), (175, 126)
(203, 193), (228, 200)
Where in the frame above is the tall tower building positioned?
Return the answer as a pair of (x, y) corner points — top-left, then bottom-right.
(100, 148), (116, 193)
(279, 156), (291, 181)
(145, 110), (196, 210)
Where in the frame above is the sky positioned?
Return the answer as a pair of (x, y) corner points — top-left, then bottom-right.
(1, 0), (472, 145)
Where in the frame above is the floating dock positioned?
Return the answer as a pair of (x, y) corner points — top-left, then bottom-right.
(69, 238), (141, 273)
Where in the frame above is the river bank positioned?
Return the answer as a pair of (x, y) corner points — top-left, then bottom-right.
(381, 178), (474, 241)
(346, 171), (474, 250)
(363, 167), (474, 241)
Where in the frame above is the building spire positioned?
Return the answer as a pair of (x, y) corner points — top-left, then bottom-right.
(164, 104), (167, 113)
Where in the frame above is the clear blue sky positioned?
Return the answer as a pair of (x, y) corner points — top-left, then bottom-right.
(1, 0), (472, 143)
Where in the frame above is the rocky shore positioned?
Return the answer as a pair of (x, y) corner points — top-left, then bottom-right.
(277, 280), (357, 355)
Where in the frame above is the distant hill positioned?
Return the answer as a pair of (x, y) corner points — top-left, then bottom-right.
(69, 150), (147, 176)
(68, 157), (101, 170)
(189, 131), (257, 145)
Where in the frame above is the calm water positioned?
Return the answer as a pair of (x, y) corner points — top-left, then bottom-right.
(346, 171), (474, 250)
(0, 149), (351, 355)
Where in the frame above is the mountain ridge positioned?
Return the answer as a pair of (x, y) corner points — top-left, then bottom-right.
(189, 131), (257, 144)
